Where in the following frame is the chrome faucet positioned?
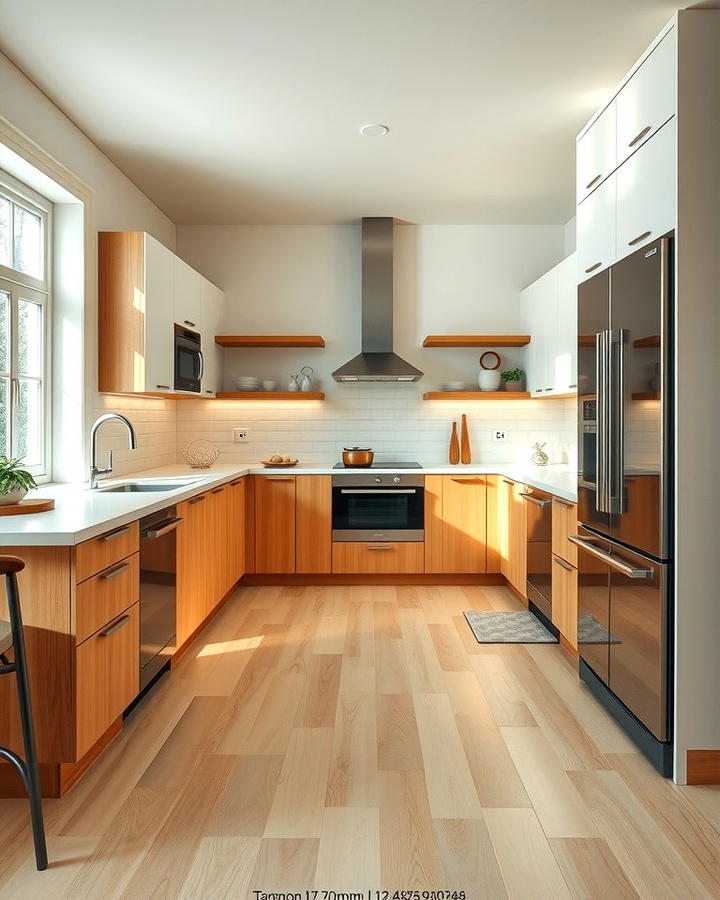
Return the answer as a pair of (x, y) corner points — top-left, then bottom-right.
(90, 413), (137, 488)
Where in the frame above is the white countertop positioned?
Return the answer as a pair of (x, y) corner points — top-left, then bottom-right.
(0, 462), (578, 546)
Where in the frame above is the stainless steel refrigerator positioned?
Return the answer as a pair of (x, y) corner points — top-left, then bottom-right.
(575, 233), (673, 775)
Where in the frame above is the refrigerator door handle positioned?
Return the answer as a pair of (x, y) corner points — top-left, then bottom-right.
(596, 331), (609, 513)
(608, 329), (628, 514)
(569, 535), (653, 578)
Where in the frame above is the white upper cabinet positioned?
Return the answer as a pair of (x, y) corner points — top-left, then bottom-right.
(616, 28), (676, 167)
(577, 174), (616, 282)
(174, 257), (203, 332)
(616, 118), (676, 261)
(552, 255), (578, 395)
(200, 280), (224, 396)
(576, 102), (616, 203)
(143, 235), (175, 393)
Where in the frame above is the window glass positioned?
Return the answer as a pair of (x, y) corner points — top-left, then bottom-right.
(13, 205), (42, 279)
(15, 378), (42, 467)
(17, 297), (43, 377)
(0, 197), (9, 267)
(0, 377), (8, 457)
(0, 291), (8, 373)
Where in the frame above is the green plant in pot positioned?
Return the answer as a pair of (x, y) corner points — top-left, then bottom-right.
(0, 456), (37, 505)
(501, 368), (524, 391)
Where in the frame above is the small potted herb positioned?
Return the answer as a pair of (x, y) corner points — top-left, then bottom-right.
(0, 456), (37, 505)
(501, 368), (524, 391)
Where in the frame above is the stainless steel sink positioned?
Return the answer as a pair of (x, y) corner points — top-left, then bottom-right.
(97, 481), (200, 493)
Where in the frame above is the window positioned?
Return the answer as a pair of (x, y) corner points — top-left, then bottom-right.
(0, 173), (51, 479)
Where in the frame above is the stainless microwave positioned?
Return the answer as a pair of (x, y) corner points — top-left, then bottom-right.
(174, 324), (203, 393)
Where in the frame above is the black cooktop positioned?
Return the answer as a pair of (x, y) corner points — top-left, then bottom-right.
(333, 460), (422, 469)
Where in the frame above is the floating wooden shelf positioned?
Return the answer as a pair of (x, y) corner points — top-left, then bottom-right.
(215, 335), (325, 348)
(423, 334), (530, 348)
(423, 391), (531, 400)
(215, 391), (325, 400)
(633, 335), (661, 348)
(632, 391), (660, 400)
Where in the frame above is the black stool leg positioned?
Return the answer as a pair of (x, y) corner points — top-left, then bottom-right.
(5, 571), (48, 871)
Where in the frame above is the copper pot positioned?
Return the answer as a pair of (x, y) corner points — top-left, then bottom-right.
(342, 447), (374, 467)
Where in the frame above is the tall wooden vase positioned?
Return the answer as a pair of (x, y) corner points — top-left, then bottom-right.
(449, 421), (460, 464)
(460, 413), (471, 464)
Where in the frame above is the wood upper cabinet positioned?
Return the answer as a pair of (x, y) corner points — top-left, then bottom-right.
(424, 475), (487, 574)
(296, 475), (331, 574)
(255, 476), (296, 574)
(500, 478), (527, 597)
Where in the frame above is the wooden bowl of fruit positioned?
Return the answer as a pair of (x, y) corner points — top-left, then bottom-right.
(260, 454), (299, 468)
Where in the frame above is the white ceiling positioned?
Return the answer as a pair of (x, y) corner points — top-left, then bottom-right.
(0, 0), (680, 225)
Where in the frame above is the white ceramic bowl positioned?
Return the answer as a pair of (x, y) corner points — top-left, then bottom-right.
(441, 382), (465, 392)
(262, 380), (277, 391)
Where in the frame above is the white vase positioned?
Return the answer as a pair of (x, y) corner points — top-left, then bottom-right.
(478, 370), (501, 391)
(0, 488), (27, 505)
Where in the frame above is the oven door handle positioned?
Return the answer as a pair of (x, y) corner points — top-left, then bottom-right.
(339, 489), (417, 495)
(519, 493), (551, 507)
(568, 535), (653, 578)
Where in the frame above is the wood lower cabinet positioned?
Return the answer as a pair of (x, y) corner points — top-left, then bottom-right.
(75, 552), (139, 644)
(552, 497), (578, 566)
(425, 475), (488, 573)
(552, 554), (578, 650)
(500, 478), (527, 598)
(208, 484), (231, 606)
(177, 492), (212, 646)
(255, 476), (296, 574)
(296, 475), (331, 573)
(332, 542), (424, 575)
(74, 521), (139, 582)
(75, 603), (139, 758)
(227, 477), (247, 585)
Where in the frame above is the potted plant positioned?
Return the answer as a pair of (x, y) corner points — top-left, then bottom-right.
(0, 456), (37, 505)
(501, 368), (524, 391)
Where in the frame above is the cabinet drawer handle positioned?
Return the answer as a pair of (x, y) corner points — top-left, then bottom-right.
(231, 478), (244, 486)
(367, 545), (391, 550)
(100, 526), (130, 542)
(156, 384), (170, 390)
(553, 556), (575, 572)
(265, 476), (294, 481)
(211, 487), (224, 494)
(554, 499), (573, 509)
(100, 561), (131, 580)
(584, 262), (602, 274)
(520, 493), (551, 507)
(585, 173), (602, 190)
(628, 230), (652, 247)
(502, 479), (515, 485)
(183, 319), (196, 328)
(189, 495), (206, 504)
(99, 614), (132, 638)
(628, 125), (652, 148)
(568, 383), (578, 389)
(451, 478), (483, 484)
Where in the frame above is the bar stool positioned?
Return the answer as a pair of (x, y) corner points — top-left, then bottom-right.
(0, 557), (48, 871)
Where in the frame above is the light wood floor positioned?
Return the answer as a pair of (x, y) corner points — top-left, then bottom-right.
(2, 584), (720, 899)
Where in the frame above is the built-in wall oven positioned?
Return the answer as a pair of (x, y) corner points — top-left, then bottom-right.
(522, 486), (554, 629)
(174, 324), (203, 393)
(332, 472), (424, 541)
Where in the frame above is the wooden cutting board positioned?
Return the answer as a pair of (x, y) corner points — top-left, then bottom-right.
(0, 498), (55, 516)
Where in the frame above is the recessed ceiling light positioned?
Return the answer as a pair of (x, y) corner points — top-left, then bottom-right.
(360, 123), (390, 137)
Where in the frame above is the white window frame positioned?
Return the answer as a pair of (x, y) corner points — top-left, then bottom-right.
(0, 170), (52, 481)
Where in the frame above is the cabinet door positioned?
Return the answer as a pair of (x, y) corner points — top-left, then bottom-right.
(296, 475), (331, 573)
(143, 235), (175, 394)
(177, 494), (211, 646)
(552, 498), (578, 566)
(551, 555), (578, 649)
(76, 603), (139, 758)
(255, 476), (296, 574)
(616, 28), (676, 167)
(332, 542), (424, 575)
(200, 280), (224, 396)
(440, 476), (487, 573)
(577, 174), (616, 282)
(523, 266), (557, 397)
(174, 257), (203, 331)
(576, 102), (616, 203)
(508, 482), (527, 597)
(228, 477), (247, 585)
(551, 254), (578, 395)
(499, 478), (513, 582)
(616, 119), (675, 262)
(208, 485), (231, 606)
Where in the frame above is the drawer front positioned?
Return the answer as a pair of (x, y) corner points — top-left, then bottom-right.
(576, 101), (616, 203)
(75, 521), (139, 583)
(577, 173), (616, 282)
(616, 118), (675, 262)
(616, 28), (676, 168)
(75, 552), (139, 644)
(76, 602), (139, 758)
(332, 542), (424, 575)
(551, 555), (578, 649)
(552, 498), (578, 567)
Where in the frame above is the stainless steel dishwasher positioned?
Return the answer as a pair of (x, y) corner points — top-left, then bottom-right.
(139, 506), (182, 690)
(521, 486), (554, 629)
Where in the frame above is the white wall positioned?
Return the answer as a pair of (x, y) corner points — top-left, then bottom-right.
(175, 223), (574, 465)
(0, 51), (178, 479)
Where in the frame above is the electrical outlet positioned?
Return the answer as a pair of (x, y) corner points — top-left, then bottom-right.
(233, 428), (249, 443)
(493, 429), (507, 442)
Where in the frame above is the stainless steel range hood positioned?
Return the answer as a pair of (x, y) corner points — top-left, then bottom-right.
(332, 217), (423, 383)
